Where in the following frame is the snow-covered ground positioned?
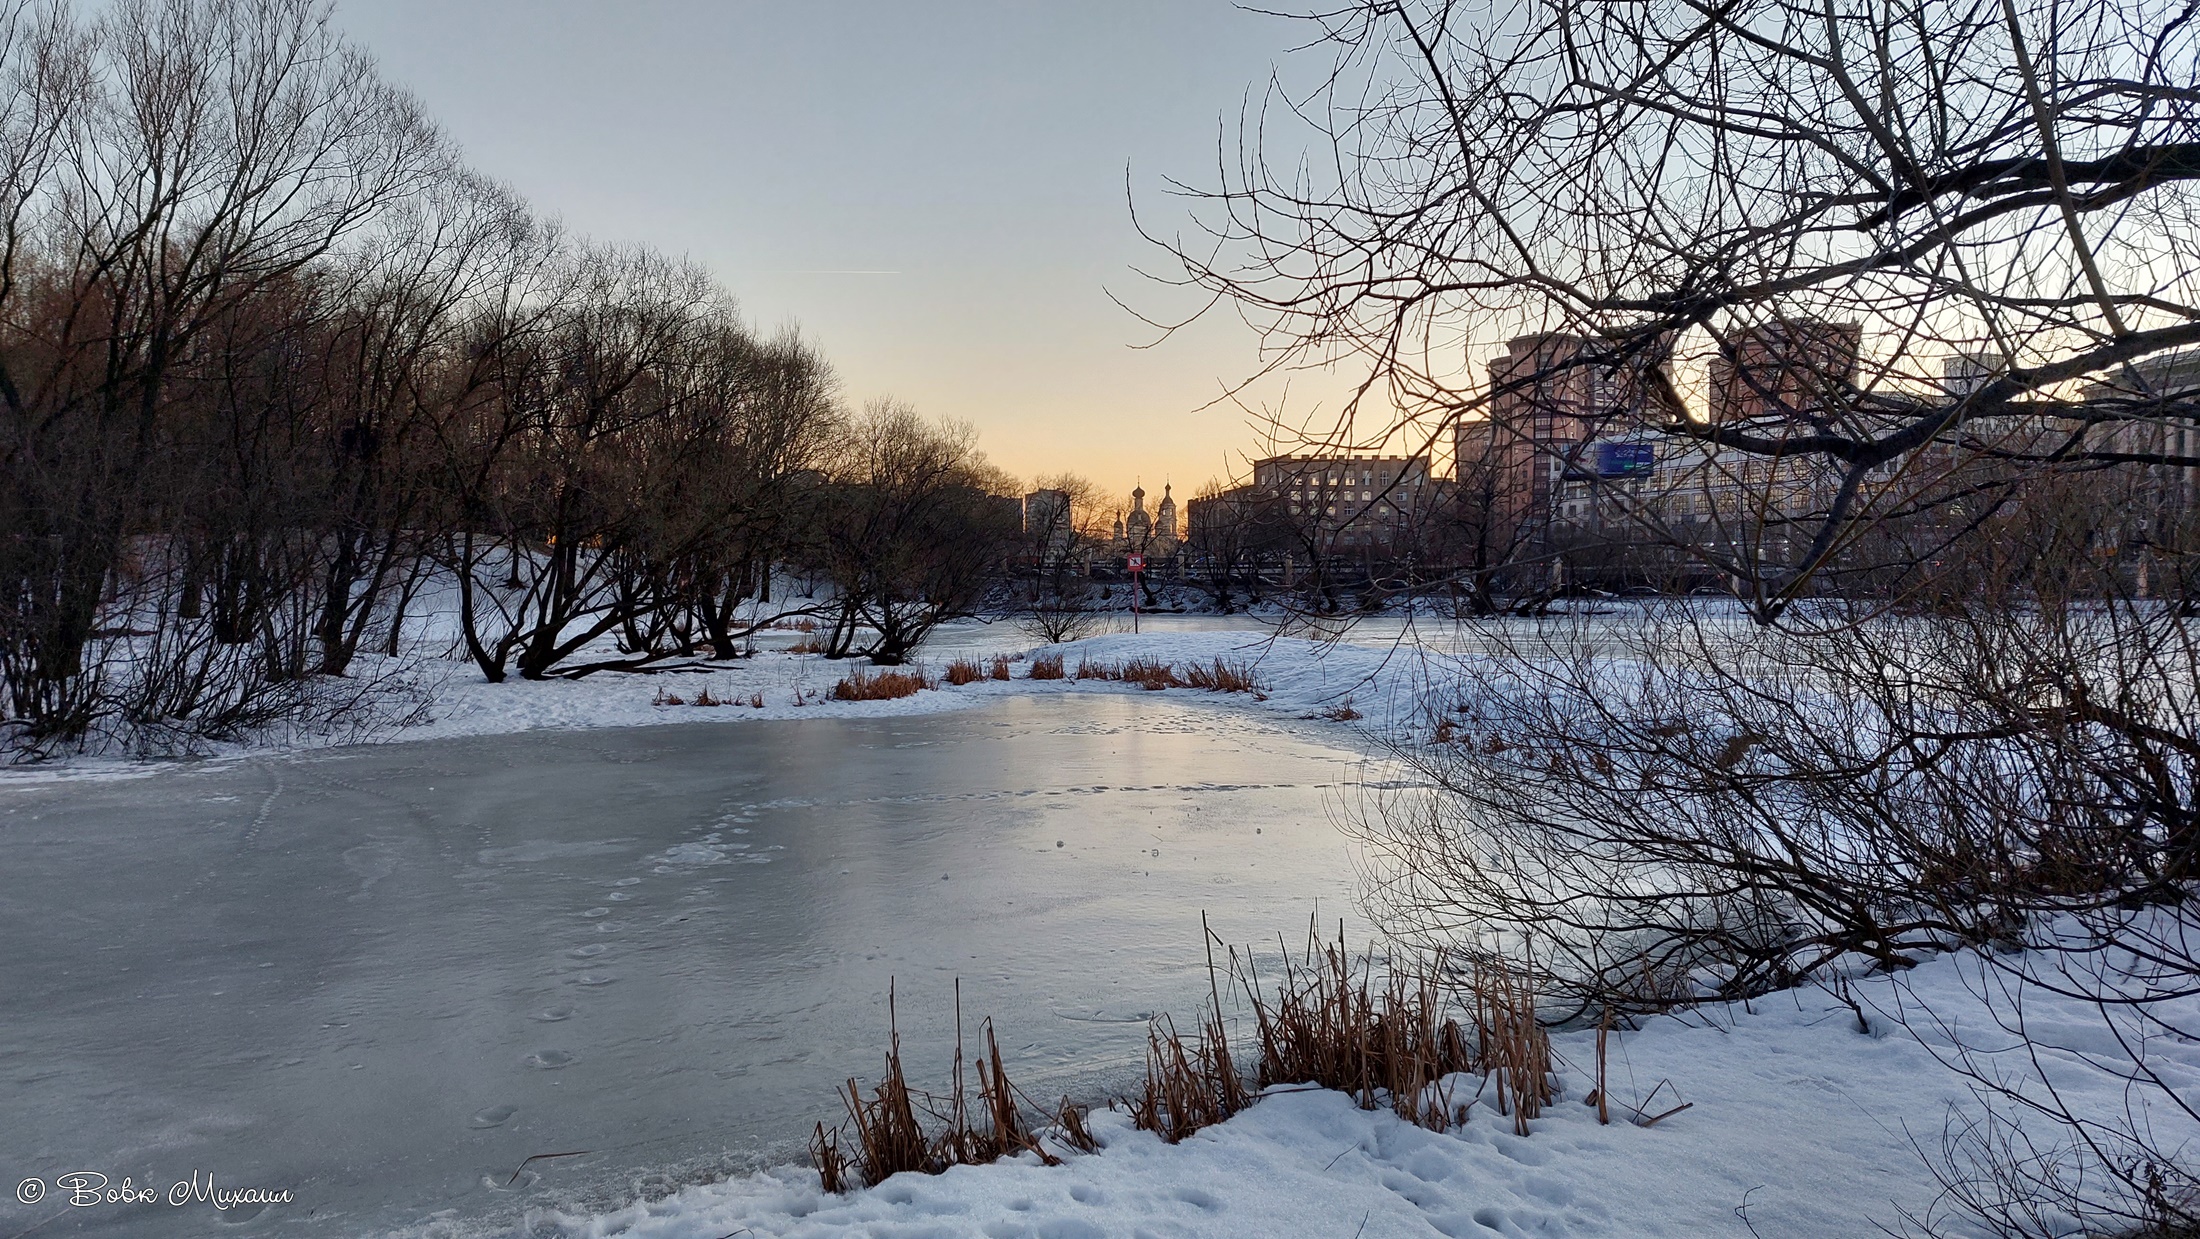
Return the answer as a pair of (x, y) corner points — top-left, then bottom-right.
(525, 942), (2185, 1239)
(0, 615), (1455, 785)
(397, 626), (1438, 742)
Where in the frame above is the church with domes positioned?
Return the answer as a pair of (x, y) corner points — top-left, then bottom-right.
(1111, 482), (1179, 558)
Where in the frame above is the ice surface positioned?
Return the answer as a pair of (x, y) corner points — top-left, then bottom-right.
(0, 694), (1373, 1237)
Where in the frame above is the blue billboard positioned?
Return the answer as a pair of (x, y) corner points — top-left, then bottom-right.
(1595, 441), (1656, 478)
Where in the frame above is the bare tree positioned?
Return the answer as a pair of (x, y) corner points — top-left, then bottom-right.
(802, 402), (1019, 665)
(0, 0), (852, 756)
(1015, 471), (1106, 643)
(1162, 4), (2200, 1230)
(1154, 0), (2200, 614)
(0, 0), (447, 744)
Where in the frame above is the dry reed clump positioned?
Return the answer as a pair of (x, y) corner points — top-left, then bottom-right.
(832, 668), (932, 701)
(990, 656), (1012, 681)
(1233, 928), (1478, 1132)
(813, 982), (1061, 1191)
(1322, 699), (1364, 722)
(944, 658), (985, 686)
(788, 637), (826, 654)
(1128, 927), (1252, 1143)
(1053, 1097), (1099, 1154)
(814, 931), (1592, 1194)
(1467, 956), (1556, 1135)
(648, 684), (738, 708)
(1129, 1013), (1248, 1142)
(1028, 652), (1066, 680)
(1117, 658), (1180, 690)
(1179, 658), (1261, 694)
(1073, 657), (1111, 680)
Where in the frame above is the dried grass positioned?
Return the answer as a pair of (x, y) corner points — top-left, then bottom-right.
(1118, 658), (1180, 690)
(788, 637), (826, 654)
(1128, 925), (1251, 1142)
(817, 982), (1063, 1191)
(944, 658), (986, 686)
(1180, 658), (1261, 694)
(1128, 1014), (1247, 1141)
(810, 1121), (849, 1193)
(990, 657), (1012, 681)
(1029, 652), (1066, 680)
(1073, 657), (1111, 680)
(815, 930), (1581, 1194)
(1236, 926), (1476, 1131)
(1322, 699), (1364, 722)
(1053, 1097), (1099, 1154)
(1469, 955), (1555, 1136)
(832, 668), (932, 701)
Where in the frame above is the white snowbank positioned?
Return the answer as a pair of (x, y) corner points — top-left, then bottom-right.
(384, 624), (1446, 749)
(0, 619), (1453, 785)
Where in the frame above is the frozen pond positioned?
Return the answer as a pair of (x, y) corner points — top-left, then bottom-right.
(0, 693), (1376, 1237)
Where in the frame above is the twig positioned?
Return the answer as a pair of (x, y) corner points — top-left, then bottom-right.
(505, 1149), (591, 1185)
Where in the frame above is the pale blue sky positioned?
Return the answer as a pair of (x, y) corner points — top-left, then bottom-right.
(332, 0), (1334, 503)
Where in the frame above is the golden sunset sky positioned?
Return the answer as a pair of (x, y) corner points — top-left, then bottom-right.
(333, 0), (1399, 510)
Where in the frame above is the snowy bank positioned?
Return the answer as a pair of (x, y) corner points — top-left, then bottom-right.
(0, 619), (1458, 784)
(513, 941), (2177, 1239)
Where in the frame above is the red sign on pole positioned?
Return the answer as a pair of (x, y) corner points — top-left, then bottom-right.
(1126, 554), (1145, 572)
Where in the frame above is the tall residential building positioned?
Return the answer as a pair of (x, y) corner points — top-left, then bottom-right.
(1254, 454), (1434, 551)
(2078, 345), (2200, 510)
(1455, 333), (1657, 544)
(1022, 488), (1073, 554)
(1706, 319), (1862, 424)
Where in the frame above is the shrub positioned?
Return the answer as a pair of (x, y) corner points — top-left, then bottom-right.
(1029, 652), (1066, 680)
